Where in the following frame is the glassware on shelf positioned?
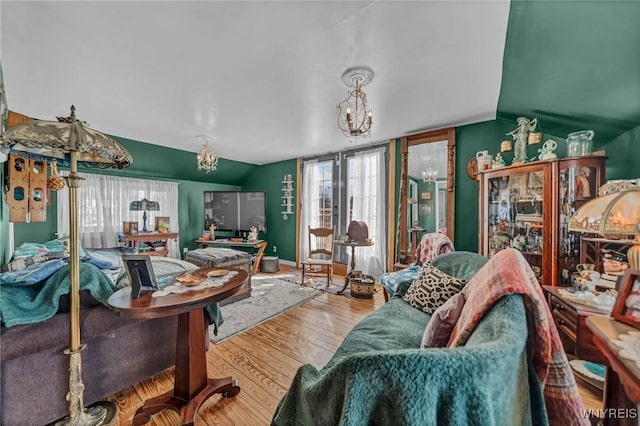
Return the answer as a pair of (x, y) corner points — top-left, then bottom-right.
(566, 130), (594, 157)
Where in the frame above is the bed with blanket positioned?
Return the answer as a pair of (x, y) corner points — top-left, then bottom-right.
(0, 241), (206, 425)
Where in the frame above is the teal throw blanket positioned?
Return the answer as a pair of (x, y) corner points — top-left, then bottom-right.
(271, 295), (546, 426)
(0, 263), (118, 327)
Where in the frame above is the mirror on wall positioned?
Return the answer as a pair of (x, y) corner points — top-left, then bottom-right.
(396, 128), (455, 265)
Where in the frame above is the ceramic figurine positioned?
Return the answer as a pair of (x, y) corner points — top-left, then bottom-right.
(538, 139), (557, 161)
(506, 117), (538, 164)
(247, 226), (258, 242)
(491, 153), (505, 168)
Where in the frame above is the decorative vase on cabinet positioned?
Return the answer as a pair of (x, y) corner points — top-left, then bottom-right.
(478, 155), (606, 286)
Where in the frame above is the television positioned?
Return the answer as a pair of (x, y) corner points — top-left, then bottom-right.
(204, 191), (267, 234)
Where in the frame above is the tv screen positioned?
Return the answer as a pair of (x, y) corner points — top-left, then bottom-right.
(204, 191), (267, 233)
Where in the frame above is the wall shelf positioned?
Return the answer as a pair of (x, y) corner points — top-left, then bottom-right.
(281, 174), (294, 220)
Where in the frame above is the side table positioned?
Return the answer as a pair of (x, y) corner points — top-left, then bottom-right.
(108, 268), (248, 425)
(587, 316), (640, 426)
(119, 232), (178, 257)
(335, 240), (374, 294)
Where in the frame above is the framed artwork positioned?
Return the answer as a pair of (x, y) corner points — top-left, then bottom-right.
(122, 255), (158, 299)
(419, 203), (433, 216)
(420, 191), (432, 201)
(612, 269), (640, 329)
(122, 221), (138, 235)
(156, 216), (170, 232)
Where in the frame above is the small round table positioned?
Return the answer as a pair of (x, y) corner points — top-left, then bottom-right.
(335, 240), (374, 294)
(108, 268), (248, 425)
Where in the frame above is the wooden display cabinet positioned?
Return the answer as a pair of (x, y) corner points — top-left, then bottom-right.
(478, 155), (606, 286)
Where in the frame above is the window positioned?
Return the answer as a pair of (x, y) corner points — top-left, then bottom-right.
(57, 172), (179, 257)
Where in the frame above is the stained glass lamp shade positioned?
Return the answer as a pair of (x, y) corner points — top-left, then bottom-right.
(130, 198), (160, 233)
(568, 187), (640, 269)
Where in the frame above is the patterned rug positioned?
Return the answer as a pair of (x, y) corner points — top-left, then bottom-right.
(209, 275), (323, 343)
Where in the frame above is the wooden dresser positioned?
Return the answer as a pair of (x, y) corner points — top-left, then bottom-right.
(542, 285), (609, 365)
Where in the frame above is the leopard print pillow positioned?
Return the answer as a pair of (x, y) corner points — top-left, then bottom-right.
(402, 263), (467, 315)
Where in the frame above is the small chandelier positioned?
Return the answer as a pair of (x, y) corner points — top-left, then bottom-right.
(196, 135), (219, 172)
(336, 66), (374, 143)
(422, 158), (438, 183)
(422, 167), (437, 183)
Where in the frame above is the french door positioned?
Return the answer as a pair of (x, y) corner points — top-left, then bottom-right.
(303, 146), (388, 268)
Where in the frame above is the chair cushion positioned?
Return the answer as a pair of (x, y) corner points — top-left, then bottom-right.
(402, 263), (467, 315)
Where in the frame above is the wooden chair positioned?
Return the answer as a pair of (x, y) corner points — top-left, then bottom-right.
(301, 226), (335, 286)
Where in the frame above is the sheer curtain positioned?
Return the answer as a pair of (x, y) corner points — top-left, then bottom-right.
(351, 148), (387, 278)
(57, 173), (180, 258)
(299, 160), (321, 263)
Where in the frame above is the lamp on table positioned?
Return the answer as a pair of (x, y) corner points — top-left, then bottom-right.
(1, 105), (132, 425)
(569, 181), (640, 270)
(129, 198), (160, 233)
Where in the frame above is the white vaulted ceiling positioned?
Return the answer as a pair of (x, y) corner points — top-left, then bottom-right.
(1, 1), (510, 165)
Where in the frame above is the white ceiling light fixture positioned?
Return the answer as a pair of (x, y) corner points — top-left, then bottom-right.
(196, 134), (219, 173)
(336, 66), (374, 143)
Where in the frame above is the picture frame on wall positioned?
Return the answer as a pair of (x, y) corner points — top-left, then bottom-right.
(419, 203), (433, 216)
(612, 269), (640, 329)
(419, 191), (432, 201)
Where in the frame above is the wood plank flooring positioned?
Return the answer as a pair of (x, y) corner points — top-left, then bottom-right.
(105, 274), (602, 425)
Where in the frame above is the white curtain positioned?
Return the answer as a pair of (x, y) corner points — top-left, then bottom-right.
(57, 172), (180, 258)
(351, 148), (387, 278)
(299, 159), (321, 263)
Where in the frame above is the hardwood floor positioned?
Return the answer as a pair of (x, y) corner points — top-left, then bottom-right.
(106, 273), (602, 425)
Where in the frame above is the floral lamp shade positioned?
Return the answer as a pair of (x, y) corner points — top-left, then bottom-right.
(129, 199), (160, 212)
(569, 187), (640, 269)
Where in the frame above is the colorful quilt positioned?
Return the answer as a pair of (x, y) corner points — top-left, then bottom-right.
(447, 248), (588, 426)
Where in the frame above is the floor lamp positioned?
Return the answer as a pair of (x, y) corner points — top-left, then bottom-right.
(1, 106), (132, 425)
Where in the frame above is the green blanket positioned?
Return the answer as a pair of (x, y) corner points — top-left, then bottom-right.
(0, 263), (118, 327)
(271, 295), (547, 426)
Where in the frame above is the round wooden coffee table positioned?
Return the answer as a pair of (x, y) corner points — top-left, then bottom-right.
(108, 268), (248, 425)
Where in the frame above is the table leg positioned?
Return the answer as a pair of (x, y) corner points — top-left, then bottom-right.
(133, 309), (240, 425)
(252, 241), (267, 275)
(338, 246), (356, 294)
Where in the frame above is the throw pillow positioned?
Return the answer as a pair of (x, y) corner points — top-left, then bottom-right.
(421, 292), (466, 348)
(402, 263), (467, 315)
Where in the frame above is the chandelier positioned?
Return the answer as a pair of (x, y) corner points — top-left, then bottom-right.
(196, 135), (219, 172)
(336, 66), (374, 142)
(422, 167), (438, 183)
(422, 159), (438, 183)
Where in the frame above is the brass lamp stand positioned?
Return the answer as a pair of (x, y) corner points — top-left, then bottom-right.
(1, 106), (132, 425)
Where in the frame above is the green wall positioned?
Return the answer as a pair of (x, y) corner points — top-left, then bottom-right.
(8, 135), (257, 256)
(599, 123), (640, 181)
(242, 159), (298, 262)
(498, 1), (640, 145)
(6, 134), (297, 261)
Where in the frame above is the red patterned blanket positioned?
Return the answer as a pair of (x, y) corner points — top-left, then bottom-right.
(447, 248), (588, 426)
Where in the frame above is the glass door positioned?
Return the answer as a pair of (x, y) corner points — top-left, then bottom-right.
(486, 169), (546, 282)
(557, 157), (605, 286)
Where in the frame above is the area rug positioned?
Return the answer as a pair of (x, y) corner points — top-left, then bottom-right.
(209, 275), (323, 343)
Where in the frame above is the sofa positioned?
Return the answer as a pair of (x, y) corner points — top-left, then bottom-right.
(0, 256), (202, 425)
(271, 251), (553, 425)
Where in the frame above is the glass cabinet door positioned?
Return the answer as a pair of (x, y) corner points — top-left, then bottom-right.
(557, 159), (605, 286)
(486, 170), (545, 281)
